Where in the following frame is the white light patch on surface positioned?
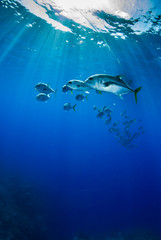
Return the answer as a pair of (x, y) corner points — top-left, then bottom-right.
(115, 10), (130, 19)
(16, 0), (72, 32)
(16, 0), (155, 34)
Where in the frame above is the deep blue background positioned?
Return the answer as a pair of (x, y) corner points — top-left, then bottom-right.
(0, 1), (161, 239)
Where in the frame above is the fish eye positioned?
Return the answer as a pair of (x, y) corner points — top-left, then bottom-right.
(68, 81), (72, 84)
(89, 77), (93, 80)
(77, 85), (81, 87)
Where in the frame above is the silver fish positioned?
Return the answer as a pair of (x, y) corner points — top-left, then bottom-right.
(35, 82), (56, 94)
(104, 117), (112, 125)
(66, 80), (90, 93)
(102, 106), (113, 114)
(93, 105), (97, 111)
(63, 103), (76, 112)
(75, 94), (88, 101)
(36, 93), (50, 102)
(62, 84), (71, 93)
(84, 74), (142, 103)
(113, 122), (119, 127)
(97, 111), (105, 119)
(120, 110), (127, 116)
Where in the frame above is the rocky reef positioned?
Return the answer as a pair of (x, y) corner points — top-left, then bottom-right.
(0, 175), (48, 240)
(104, 231), (161, 240)
(74, 230), (161, 240)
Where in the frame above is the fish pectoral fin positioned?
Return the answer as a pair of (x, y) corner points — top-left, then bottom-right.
(71, 90), (73, 94)
(96, 90), (102, 95)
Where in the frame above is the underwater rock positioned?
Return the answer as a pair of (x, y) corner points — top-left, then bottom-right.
(73, 233), (92, 240)
(0, 176), (48, 240)
(104, 230), (161, 240)
(74, 230), (161, 240)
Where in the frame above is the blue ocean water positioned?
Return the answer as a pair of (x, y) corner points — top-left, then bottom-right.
(0, 1), (161, 240)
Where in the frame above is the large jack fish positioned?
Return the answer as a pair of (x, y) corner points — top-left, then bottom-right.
(84, 74), (142, 103)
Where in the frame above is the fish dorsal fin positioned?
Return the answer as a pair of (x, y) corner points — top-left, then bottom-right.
(116, 75), (133, 86)
(115, 75), (127, 86)
(116, 75), (125, 84)
(116, 75), (123, 79)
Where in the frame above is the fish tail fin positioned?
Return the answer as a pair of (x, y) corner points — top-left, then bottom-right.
(73, 104), (76, 112)
(134, 87), (142, 104)
(86, 95), (88, 101)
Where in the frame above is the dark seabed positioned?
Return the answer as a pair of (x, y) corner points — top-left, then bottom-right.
(0, 0), (161, 240)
